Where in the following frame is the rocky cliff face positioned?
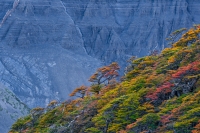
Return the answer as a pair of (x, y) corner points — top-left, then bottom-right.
(62, 0), (199, 62)
(0, 84), (29, 133)
(0, 0), (200, 109)
(0, 0), (101, 108)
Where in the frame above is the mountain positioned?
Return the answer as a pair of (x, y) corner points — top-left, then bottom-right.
(2, 0), (200, 132)
(0, 0), (200, 108)
(62, 0), (200, 60)
(9, 26), (200, 133)
(0, 83), (29, 133)
(0, 0), (101, 108)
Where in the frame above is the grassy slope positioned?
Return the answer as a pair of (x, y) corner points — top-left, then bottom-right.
(9, 26), (200, 133)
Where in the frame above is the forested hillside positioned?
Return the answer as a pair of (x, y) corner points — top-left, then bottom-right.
(9, 26), (200, 133)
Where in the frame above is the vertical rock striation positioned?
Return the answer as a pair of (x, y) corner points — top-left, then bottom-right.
(62, 0), (199, 63)
(0, 0), (101, 108)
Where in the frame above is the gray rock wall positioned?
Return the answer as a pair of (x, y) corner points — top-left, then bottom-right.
(0, 83), (29, 133)
(0, 0), (101, 108)
(63, 0), (199, 62)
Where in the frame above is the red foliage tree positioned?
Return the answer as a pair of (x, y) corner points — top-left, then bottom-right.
(160, 114), (173, 125)
(172, 61), (200, 79)
(146, 82), (174, 101)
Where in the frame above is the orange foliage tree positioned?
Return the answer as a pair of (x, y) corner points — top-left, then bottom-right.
(192, 120), (200, 133)
(89, 62), (120, 85)
(69, 85), (88, 98)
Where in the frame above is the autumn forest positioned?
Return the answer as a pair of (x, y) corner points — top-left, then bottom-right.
(9, 25), (200, 133)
